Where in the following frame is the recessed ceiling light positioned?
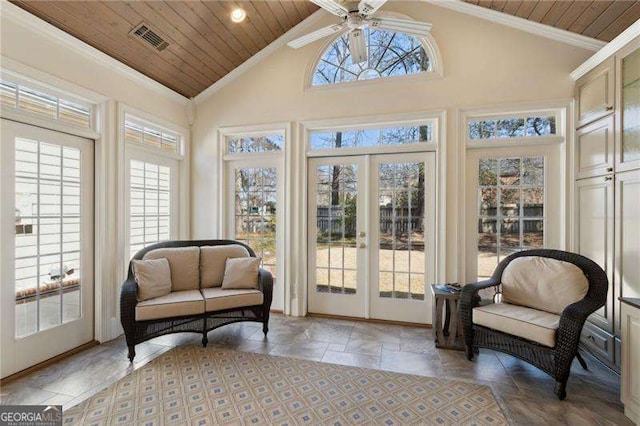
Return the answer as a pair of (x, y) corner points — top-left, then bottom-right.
(231, 8), (246, 23)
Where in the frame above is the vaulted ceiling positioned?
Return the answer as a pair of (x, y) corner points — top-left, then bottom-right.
(464, 0), (640, 42)
(10, 1), (640, 99)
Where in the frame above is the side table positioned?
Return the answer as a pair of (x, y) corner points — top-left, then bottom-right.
(431, 284), (465, 351)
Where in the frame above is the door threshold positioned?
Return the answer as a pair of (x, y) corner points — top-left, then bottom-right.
(307, 313), (431, 328)
(0, 340), (99, 384)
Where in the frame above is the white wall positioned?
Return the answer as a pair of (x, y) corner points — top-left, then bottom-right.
(191, 1), (593, 305)
(1, 2), (189, 341)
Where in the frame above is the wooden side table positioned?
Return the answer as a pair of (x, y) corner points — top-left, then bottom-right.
(431, 284), (465, 351)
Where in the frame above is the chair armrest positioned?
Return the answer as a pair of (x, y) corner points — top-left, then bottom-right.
(459, 278), (500, 330)
(258, 268), (273, 309)
(120, 278), (138, 344)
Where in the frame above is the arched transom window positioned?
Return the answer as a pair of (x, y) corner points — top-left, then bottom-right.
(313, 28), (431, 86)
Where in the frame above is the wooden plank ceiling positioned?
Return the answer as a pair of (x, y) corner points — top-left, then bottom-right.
(10, 1), (640, 98)
(465, 1), (640, 42)
(10, 1), (318, 98)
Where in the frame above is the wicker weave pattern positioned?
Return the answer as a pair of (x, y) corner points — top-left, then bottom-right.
(120, 240), (274, 362)
(459, 249), (608, 400)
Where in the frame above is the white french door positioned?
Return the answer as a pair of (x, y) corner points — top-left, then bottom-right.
(307, 153), (436, 324)
(1, 120), (94, 378)
(225, 157), (285, 311)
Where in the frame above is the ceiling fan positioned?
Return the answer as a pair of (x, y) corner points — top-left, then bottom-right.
(287, 0), (432, 65)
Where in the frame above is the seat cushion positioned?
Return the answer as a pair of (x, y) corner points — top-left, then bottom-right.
(135, 290), (205, 321)
(221, 257), (261, 290)
(144, 247), (200, 292)
(132, 258), (172, 301)
(473, 303), (560, 347)
(502, 256), (589, 315)
(201, 287), (263, 312)
(200, 245), (250, 288)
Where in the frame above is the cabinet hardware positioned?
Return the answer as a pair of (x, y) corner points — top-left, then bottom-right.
(358, 243), (366, 249)
(607, 167), (614, 172)
(605, 176), (613, 181)
(606, 106), (614, 111)
(587, 335), (595, 340)
(358, 231), (365, 238)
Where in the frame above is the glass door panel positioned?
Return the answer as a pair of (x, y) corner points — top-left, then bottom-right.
(307, 157), (366, 318)
(2, 120), (94, 379)
(370, 153), (435, 324)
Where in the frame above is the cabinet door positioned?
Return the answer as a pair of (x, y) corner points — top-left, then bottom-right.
(616, 37), (640, 172)
(575, 116), (615, 179)
(575, 176), (614, 332)
(615, 170), (640, 337)
(576, 56), (615, 128)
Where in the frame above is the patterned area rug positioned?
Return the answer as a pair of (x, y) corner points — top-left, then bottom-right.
(63, 346), (507, 425)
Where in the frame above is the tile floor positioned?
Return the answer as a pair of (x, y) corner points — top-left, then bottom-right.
(0, 314), (631, 425)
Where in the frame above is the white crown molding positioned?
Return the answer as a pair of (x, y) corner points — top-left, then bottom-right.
(571, 18), (640, 81)
(0, 1), (189, 106)
(423, 0), (606, 52)
(193, 10), (325, 105)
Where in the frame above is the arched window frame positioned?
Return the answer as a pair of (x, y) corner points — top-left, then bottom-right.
(305, 12), (443, 90)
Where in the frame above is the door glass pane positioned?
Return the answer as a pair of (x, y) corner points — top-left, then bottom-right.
(477, 156), (544, 279)
(15, 138), (83, 338)
(234, 168), (278, 281)
(315, 164), (357, 294)
(622, 47), (640, 162)
(378, 162), (426, 300)
(129, 160), (171, 258)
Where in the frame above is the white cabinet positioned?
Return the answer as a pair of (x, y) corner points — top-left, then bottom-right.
(575, 176), (615, 336)
(576, 56), (615, 128)
(615, 170), (640, 337)
(575, 116), (615, 179)
(621, 299), (640, 424)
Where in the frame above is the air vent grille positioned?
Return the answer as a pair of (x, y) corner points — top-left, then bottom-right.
(130, 23), (169, 51)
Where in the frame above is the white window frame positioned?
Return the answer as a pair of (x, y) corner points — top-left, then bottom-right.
(297, 110), (447, 317)
(304, 12), (444, 92)
(218, 123), (290, 313)
(118, 103), (190, 278)
(457, 100), (572, 285)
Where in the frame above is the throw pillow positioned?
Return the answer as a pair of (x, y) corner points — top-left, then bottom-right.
(221, 257), (261, 290)
(132, 258), (172, 301)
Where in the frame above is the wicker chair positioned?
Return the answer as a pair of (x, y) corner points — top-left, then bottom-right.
(120, 240), (273, 362)
(459, 249), (608, 400)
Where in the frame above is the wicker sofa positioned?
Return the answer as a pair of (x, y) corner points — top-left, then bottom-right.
(459, 249), (607, 400)
(120, 240), (273, 361)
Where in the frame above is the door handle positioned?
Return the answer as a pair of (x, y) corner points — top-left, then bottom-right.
(359, 243), (366, 249)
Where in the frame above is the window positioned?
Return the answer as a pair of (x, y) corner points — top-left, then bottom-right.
(128, 160), (172, 258)
(310, 123), (433, 150)
(123, 111), (185, 261)
(228, 134), (283, 153)
(312, 28), (430, 86)
(468, 115), (556, 140)
(1, 79), (91, 128)
(125, 119), (180, 154)
(477, 157), (544, 279)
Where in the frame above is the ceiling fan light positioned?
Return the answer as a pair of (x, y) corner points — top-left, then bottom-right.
(230, 8), (246, 23)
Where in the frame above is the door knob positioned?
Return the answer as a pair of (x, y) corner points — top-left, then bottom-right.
(359, 231), (365, 238)
(359, 243), (366, 249)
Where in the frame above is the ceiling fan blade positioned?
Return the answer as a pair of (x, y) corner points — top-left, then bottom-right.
(368, 17), (433, 37)
(348, 29), (367, 64)
(310, 0), (349, 18)
(358, 0), (388, 16)
(287, 23), (347, 49)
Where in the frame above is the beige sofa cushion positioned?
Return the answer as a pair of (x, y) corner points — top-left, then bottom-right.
(132, 258), (172, 301)
(473, 303), (560, 347)
(135, 290), (205, 321)
(201, 287), (263, 312)
(221, 257), (261, 290)
(502, 256), (589, 315)
(200, 245), (250, 288)
(144, 247), (200, 292)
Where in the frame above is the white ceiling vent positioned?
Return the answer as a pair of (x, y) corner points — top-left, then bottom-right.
(130, 23), (169, 52)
